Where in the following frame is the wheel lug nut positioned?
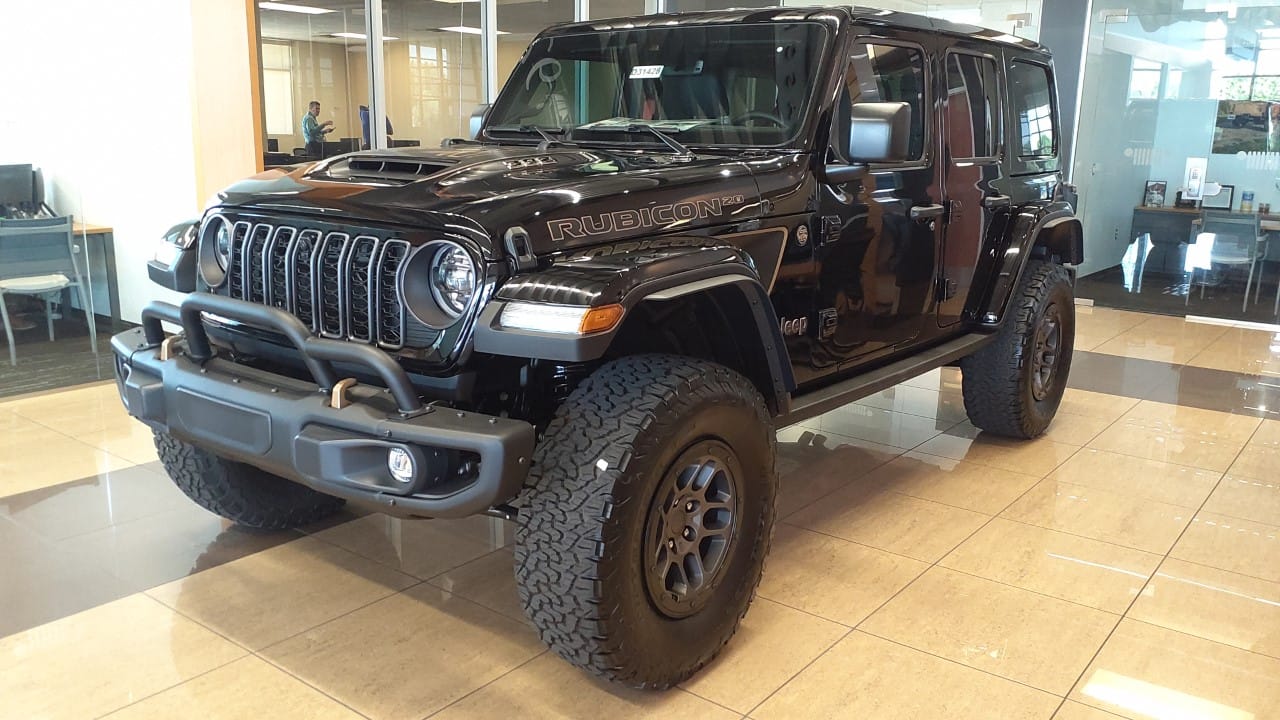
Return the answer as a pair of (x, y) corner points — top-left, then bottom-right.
(667, 539), (676, 550)
(685, 501), (695, 512)
(682, 527), (695, 541)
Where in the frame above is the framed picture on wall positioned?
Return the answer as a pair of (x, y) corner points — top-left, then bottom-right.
(1201, 183), (1235, 210)
(1143, 181), (1168, 208)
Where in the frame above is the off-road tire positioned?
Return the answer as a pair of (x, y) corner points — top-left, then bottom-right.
(961, 259), (1074, 438)
(514, 355), (777, 689)
(154, 431), (345, 530)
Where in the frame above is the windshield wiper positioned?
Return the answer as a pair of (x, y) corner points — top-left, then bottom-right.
(486, 124), (573, 150)
(574, 123), (693, 157)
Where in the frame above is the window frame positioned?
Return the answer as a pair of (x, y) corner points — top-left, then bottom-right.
(943, 48), (1003, 165)
(1007, 57), (1059, 166)
(846, 36), (934, 172)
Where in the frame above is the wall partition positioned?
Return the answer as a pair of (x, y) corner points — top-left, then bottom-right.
(255, 0), (1045, 158)
(1073, 1), (1280, 324)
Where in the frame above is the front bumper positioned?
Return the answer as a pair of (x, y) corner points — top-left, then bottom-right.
(112, 293), (535, 519)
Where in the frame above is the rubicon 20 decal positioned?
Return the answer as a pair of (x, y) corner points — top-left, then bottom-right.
(547, 195), (746, 242)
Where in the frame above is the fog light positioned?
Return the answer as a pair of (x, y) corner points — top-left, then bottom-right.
(387, 447), (415, 484)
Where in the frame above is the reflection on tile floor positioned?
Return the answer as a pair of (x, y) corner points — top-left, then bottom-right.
(5, 307), (1280, 718)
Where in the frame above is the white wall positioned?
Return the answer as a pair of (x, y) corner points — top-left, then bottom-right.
(0, 1), (199, 322)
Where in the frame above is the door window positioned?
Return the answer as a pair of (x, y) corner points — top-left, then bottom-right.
(847, 42), (927, 161)
(945, 53), (1000, 161)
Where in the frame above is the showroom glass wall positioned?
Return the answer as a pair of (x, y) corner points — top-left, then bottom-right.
(1073, 1), (1280, 324)
(254, 0), (1044, 157)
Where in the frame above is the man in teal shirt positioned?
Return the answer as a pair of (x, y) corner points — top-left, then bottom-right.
(302, 100), (334, 157)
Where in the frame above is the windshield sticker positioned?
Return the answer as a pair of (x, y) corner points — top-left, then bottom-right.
(577, 117), (715, 132)
(629, 65), (664, 79)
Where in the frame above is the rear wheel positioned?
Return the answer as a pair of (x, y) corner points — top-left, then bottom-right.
(154, 431), (345, 530)
(514, 355), (777, 688)
(960, 260), (1074, 438)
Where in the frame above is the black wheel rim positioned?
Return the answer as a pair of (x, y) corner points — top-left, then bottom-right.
(642, 441), (742, 619)
(1031, 302), (1062, 402)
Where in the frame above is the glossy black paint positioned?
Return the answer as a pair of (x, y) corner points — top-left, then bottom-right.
(161, 5), (1072, 408)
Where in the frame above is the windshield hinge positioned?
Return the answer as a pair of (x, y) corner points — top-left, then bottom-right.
(504, 226), (538, 272)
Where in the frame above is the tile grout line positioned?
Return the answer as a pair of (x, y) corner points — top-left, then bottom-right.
(745, 420), (1092, 717)
(87, 594), (262, 720)
(419, 650), (551, 719)
(1044, 405), (1265, 718)
(1121, 614), (1280, 665)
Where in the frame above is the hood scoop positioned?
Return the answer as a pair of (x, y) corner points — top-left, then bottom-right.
(318, 156), (453, 184)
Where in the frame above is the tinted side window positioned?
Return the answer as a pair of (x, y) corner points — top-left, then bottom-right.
(849, 42), (927, 161)
(1009, 60), (1056, 158)
(946, 53), (1000, 160)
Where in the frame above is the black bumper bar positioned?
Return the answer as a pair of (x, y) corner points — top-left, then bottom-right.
(115, 293), (535, 519)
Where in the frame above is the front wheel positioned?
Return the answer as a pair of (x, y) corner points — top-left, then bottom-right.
(960, 260), (1075, 438)
(514, 355), (777, 688)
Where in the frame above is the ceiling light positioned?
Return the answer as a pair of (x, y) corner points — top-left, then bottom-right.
(439, 25), (509, 35)
(259, 2), (335, 14)
(328, 32), (400, 40)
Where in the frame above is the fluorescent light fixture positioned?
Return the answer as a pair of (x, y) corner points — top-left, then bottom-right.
(259, 2), (335, 14)
(329, 32), (400, 40)
(439, 25), (510, 35)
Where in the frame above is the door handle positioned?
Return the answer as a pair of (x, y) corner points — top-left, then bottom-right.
(982, 195), (1012, 209)
(910, 204), (946, 221)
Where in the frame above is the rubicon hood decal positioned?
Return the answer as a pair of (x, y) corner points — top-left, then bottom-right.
(547, 194), (747, 242)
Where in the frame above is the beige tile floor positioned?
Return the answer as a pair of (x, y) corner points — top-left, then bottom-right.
(4, 308), (1280, 719)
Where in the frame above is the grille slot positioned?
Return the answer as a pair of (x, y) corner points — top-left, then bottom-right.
(244, 224), (272, 303)
(226, 221), (252, 300)
(375, 240), (410, 348)
(288, 229), (321, 328)
(345, 236), (380, 342)
(265, 226), (295, 309)
(216, 219), (421, 352)
(316, 232), (350, 338)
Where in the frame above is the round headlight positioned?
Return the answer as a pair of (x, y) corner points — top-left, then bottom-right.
(430, 245), (476, 317)
(401, 240), (480, 330)
(197, 215), (233, 287)
(213, 221), (232, 269)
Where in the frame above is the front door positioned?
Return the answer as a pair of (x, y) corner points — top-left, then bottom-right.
(813, 36), (940, 379)
(938, 43), (1006, 325)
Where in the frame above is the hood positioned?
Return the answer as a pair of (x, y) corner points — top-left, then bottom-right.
(216, 144), (767, 257)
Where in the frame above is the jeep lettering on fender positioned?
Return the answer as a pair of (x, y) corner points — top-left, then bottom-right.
(119, 6), (1081, 690)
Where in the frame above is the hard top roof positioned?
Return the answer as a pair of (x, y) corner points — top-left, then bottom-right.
(537, 5), (1048, 55)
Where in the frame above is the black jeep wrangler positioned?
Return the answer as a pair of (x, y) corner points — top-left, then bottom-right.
(116, 6), (1082, 688)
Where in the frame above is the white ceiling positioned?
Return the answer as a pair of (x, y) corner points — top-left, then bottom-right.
(258, 0), (576, 44)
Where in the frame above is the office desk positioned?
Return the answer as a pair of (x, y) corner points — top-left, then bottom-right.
(72, 222), (120, 327)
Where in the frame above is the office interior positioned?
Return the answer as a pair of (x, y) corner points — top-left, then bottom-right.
(1073, 0), (1280, 326)
(8, 4), (1280, 720)
(22, 0), (1280, 391)
(0, 0), (1045, 398)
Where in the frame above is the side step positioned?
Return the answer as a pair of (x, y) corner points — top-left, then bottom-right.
(779, 332), (994, 427)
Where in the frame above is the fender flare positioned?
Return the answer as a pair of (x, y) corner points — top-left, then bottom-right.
(976, 201), (1081, 329)
(472, 244), (795, 412)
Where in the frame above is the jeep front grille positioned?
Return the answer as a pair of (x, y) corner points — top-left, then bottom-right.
(222, 219), (409, 349)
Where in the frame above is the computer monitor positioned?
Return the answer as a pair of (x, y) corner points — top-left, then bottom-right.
(0, 164), (33, 207)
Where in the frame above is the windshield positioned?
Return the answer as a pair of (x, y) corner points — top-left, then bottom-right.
(484, 22), (830, 148)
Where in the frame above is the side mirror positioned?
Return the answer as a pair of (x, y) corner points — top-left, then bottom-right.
(849, 101), (912, 163)
(470, 104), (492, 140)
(824, 101), (912, 184)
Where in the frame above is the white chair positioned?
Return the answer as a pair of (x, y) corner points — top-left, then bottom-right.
(1185, 211), (1267, 312)
(0, 216), (97, 366)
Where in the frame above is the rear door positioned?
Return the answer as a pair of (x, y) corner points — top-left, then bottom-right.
(938, 42), (1006, 326)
